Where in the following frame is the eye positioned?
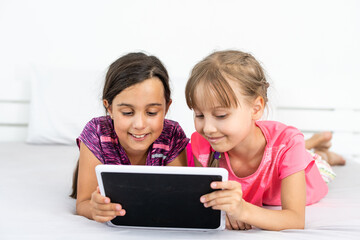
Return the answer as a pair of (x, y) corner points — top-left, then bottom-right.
(194, 110), (204, 119)
(122, 111), (134, 116)
(216, 114), (227, 119)
(147, 111), (158, 116)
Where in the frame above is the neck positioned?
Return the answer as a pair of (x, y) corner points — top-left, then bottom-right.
(228, 125), (266, 163)
(226, 125), (266, 178)
(126, 150), (148, 165)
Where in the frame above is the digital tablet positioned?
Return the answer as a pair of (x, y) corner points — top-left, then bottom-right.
(95, 165), (228, 231)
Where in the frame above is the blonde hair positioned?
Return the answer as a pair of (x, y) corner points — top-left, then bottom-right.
(185, 50), (270, 167)
(185, 50), (269, 110)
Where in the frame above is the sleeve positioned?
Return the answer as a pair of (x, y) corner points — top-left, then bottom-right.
(186, 143), (194, 167)
(278, 133), (314, 180)
(76, 118), (105, 164)
(190, 132), (212, 167)
(164, 121), (190, 164)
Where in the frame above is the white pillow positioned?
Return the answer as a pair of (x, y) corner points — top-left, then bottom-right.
(27, 65), (106, 144)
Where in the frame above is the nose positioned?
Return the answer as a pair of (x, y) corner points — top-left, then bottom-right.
(133, 113), (146, 130)
(203, 118), (216, 135)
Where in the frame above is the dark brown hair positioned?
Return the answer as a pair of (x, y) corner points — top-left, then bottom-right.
(103, 52), (171, 108)
(185, 50), (269, 168)
(70, 52), (171, 199)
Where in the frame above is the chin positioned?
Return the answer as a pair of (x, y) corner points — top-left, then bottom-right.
(133, 142), (151, 150)
(210, 144), (230, 153)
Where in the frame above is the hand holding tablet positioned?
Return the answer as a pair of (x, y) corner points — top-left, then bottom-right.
(95, 165), (228, 230)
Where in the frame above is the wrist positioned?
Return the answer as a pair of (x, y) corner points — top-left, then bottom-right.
(238, 199), (250, 222)
(76, 199), (94, 220)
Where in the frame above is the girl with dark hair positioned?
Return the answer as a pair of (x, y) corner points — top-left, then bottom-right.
(72, 52), (189, 222)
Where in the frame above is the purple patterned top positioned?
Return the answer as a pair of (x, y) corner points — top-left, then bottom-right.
(77, 116), (189, 165)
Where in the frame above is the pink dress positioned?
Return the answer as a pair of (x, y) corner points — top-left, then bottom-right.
(190, 120), (328, 206)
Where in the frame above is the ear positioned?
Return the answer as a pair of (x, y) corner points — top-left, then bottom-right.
(251, 96), (265, 120)
(103, 99), (113, 116)
(165, 99), (172, 115)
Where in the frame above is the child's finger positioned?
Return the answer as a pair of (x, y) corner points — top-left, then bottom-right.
(93, 214), (117, 223)
(92, 189), (111, 204)
(245, 223), (252, 230)
(201, 190), (228, 204)
(210, 181), (242, 190)
(208, 202), (232, 211)
(93, 207), (126, 221)
(227, 215), (250, 230)
(236, 221), (247, 230)
(96, 202), (123, 212)
(200, 188), (242, 204)
(94, 209), (119, 217)
(98, 208), (126, 217)
(226, 214), (238, 230)
(203, 195), (235, 208)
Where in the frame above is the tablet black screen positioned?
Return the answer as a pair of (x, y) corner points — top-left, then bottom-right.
(101, 172), (222, 229)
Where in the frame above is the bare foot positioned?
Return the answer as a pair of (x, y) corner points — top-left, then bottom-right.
(326, 150), (346, 166)
(314, 149), (346, 166)
(305, 132), (332, 150)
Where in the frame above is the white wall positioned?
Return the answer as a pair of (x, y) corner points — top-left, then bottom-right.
(0, 0), (359, 156)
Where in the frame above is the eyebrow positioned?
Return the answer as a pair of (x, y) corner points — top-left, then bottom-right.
(200, 105), (227, 110)
(213, 106), (229, 110)
(116, 103), (163, 107)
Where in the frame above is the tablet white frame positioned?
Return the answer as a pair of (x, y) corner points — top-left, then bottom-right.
(95, 165), (228, 231)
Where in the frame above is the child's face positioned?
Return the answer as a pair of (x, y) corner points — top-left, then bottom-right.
(106, 77), (170, 158)
(193, 79), (262, 153)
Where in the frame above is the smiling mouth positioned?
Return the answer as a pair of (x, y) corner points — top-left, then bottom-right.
(130, 133), (148, 139)
(206, 136), (224, 143)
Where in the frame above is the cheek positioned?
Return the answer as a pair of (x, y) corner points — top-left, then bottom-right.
(194, 119), (203, 132)
(151, 116), (165, 132)
(113, 118), (129, 135)
(224, 116), (250, 135)
(154, 120), (164, 131)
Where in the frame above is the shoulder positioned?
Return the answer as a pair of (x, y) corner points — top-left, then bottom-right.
(163, 119), (182, 130)
(190, 131), (211, 157)
(78, 116), (119, 164)
(161, 119), (186, 138)
(84, 116), (110, 127)
(88, 115), (111, 126)
(258, 121), (311, 179)
(85, 116), (113, 133)
(190, 132), (209, 148)
(153, 119), (188, 146)
(79, 116), (114, 143)
(256, 120), (304, 147)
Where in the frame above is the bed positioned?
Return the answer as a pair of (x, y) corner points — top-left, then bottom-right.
(1, 142), (360, 239)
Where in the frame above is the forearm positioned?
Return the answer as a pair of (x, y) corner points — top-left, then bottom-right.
(240, 201), (305, 231)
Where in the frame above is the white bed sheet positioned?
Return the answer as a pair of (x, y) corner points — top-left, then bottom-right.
(1, 143), (359, 240)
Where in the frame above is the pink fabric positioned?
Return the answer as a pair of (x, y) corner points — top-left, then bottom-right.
(153, 144), (170, 151)
(100, 136), (117, 143)
(190, 120), (328, 206)
(186, 143), (195, 167)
